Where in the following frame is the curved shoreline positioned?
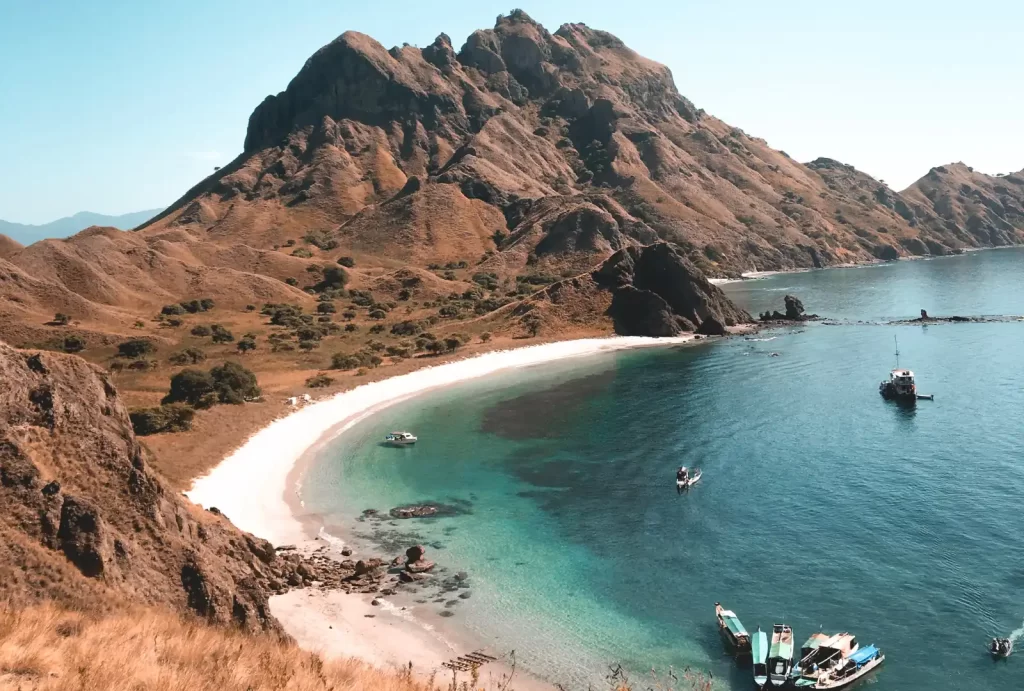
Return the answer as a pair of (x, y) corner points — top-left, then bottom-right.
(183, 336), (694, 689)
(185, 336), (692, 543)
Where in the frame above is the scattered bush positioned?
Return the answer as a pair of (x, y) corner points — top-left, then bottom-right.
(52, 313), (71, 326)
(298, 339), (320, 351)
(164, 369), (216, 407)
(164, 317), (183, 328)
(285, 277), (299, 286)
(292, 247), (313, 259)
(61, 336), (86, 353)
(331, 353), (363, 370)
(191, 325), (211, 337)
(305, 374), (334, 388)
(315, 266), (348, 292)
(210, 324), (234, 343)
(397, 288), (412, 301)
(344, 324), (358, 333)
(438, 305), (460, 318)
(386, 345), (411, 358)
(169, 348), (206, 365)
(369, 324), (385, 334)
(480, 332), (492, 343)
(368, 309), (386, 320)
(210, 361), (261, 404)
(285, 239), (296, 247)
(246, 304), (256, 311)
(472, 272), (500, 290)
(129, 404), (195, 436)
(337, 256), (355, 268)
(118, 339), (155, 359)
(341, 310), (356, 320)
(316, 302), (336, 314)
(390, 320), (420, 336)
(304, 230), (339, 250)
(161, 304), (186, 316)
(237, 336), (257, 353)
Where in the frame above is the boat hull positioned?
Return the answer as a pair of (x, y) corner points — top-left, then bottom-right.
(676, 469), (702, 490)
(814, 654), (884, 689)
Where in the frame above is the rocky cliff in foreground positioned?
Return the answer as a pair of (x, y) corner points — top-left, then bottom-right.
(0, 343), (320, 631)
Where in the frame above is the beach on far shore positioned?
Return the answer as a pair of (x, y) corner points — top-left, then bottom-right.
(185, 335), (696, 688)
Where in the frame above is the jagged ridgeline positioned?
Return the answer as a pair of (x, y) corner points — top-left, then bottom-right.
(145, 9), (1024, 278)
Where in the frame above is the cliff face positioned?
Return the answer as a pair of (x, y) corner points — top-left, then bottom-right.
(0, 343), (313, 631)
(142, 10), (1022, 277)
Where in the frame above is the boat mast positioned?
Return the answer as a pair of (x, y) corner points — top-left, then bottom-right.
(894, 335), (900, 369)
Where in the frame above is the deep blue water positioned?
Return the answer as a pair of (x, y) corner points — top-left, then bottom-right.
(300, 248), (1024, 690)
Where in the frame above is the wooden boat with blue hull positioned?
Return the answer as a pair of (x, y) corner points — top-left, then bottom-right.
(767, 624), (794, 687)
(811, 645), (884, 689)
(752, 627), (769, 689)
(792, 633), (859, 688)
(715, 603), (751, 655)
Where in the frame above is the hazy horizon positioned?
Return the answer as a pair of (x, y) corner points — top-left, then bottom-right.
(1, 0), (1021, 224)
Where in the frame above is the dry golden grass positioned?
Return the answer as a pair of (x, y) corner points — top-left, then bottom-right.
(0, 602), (433, 691)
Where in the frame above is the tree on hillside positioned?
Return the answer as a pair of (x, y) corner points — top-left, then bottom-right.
(210, 361), (260, 404)
(163, 369), (216, 407)
(61, 336), (86, 353)
(118, 339), (155, 359)
(52, 313), (71, 326)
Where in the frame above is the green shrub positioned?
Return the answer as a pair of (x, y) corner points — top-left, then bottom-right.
(306, 374), (334, 388)
(163, 369), (216, 407)
(285, 277), (299, 286)
(304, 230), (338, 250)
(129, 404), (195, 436)
(210, 361), (260, 404)
(246, 304), (256, 311)
(480, 332), (492, 343)
(191, 325), (211, 337)
(62, 336), (86, 353)
(331, 353), (364, 370)
(118, 339), (155, 359)
(315, 266), (348, 292)
(161, 304), (186, 316)
(292, 247), (313, 258)
(237, 336), (257, 352)
(211, 324), (234, 343)
(337, 256), (355, 268)
(316, 302), (336, 314)
(369, 324), (385, 334)
(344, 324), (358, 333)
(52, 313), (71, 326)
(169, 348), (206, 365)
(472, 272), (500, 290)
(390, 320), (420, 336)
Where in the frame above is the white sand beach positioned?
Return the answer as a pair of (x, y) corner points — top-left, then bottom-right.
(185, 336), (693, 688)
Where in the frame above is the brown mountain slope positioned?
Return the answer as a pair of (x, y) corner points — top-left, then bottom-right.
(901, 163), (1024, 249)
(142, 10), (1021, 276)
(0, 343), (324, 631)
(0, 233), (22, 259)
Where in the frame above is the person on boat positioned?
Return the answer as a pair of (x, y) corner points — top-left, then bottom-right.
(677, 466), (688, 483)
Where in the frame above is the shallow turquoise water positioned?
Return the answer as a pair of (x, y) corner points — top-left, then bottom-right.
(301, 248), (1024, 690)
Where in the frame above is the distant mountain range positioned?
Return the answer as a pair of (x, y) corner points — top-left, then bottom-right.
(0, 208), (163, 245)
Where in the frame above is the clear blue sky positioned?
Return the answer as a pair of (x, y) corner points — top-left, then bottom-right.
(1, 0), (1021, 224)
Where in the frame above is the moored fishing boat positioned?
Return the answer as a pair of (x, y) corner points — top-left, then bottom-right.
(793, 633), (859, 687)
(767, 624), (794, 687)
(813, 645), (884, 689)
(752, 627), (769, 689)
(384, 431), (417, 446)
(879, 337), (918, 402)
(715, 603), (752, 654)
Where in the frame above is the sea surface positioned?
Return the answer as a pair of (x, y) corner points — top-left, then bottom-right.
(300, 248), (1024, 690)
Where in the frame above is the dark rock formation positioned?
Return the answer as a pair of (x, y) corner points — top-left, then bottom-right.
(593, 242), (751, 336)
(759, 294), (820, 322)
(695, 316), (726, 336)
(390, 505), (439, 519)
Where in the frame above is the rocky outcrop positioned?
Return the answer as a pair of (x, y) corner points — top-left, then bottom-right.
(592, 242), (751, 336)
(758, 294), (820, 322)
(404, 544), (436, 573)
(0, 343), (327, 632)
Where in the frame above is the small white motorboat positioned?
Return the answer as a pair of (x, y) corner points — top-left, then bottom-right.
(676, 467), (702, 491)
(384, 431), (417, 446)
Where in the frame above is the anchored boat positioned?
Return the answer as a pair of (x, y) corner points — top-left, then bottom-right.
(990, 637), (1013, 658)
(715, 603), (751, 655)
(767, 624), (794, 687)
(879, 337), (919, 401)
(384, 431), (417, 446)
(676, 467), (703, 491)
(752, 627), (769, 689)
(793, 633), (859, 687)
(813, 645), (884, 689)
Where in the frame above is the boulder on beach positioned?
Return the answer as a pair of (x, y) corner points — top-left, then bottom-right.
(390, 505), (440, 519)
(784, 295), (805, 320)
(406, 545), (425, 562)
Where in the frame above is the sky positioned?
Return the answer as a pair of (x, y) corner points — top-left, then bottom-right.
(1, 0), (1022, 224)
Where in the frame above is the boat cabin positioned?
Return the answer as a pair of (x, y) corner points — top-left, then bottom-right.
(799, 633), (858, 670)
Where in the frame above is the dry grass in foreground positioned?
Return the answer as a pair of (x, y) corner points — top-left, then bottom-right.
(0, 603), (432, 691)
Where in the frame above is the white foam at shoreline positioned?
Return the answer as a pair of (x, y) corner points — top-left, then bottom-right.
(185, 336), (690, 545)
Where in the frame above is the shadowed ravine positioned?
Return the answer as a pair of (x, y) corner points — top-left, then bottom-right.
(301, 248), (1024, 690)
